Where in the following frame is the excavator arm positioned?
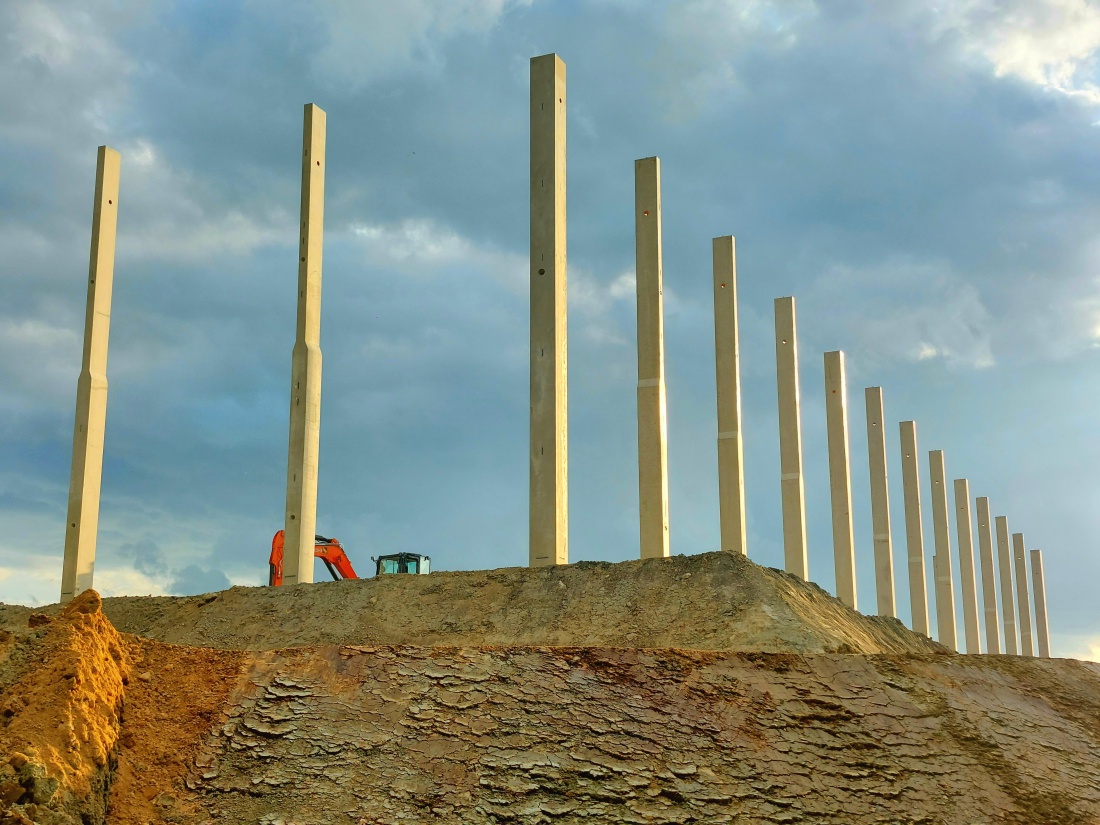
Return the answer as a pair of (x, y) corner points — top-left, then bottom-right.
(269, 530), (359, 586)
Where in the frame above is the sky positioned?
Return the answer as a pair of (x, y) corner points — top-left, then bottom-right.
(1, 0), (1098, 660)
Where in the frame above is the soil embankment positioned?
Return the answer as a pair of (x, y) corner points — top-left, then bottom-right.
(0, 552), (940, 655)
(2, 553), (1099, 824)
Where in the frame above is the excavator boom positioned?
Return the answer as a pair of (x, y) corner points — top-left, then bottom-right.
(269, 530), (358, 586)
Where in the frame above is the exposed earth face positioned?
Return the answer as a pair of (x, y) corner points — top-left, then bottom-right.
(1, 553), (1098, 824)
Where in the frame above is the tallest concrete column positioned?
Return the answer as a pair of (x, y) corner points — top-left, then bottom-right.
(530, 54), (568, 567)
(61, 146), (121, 604)
(283, 103), (326, 586)
(634, 157), (670, 559)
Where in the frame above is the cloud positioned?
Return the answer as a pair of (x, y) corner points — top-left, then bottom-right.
(166, 563), (231, 596)
(0, 1), (143, 149)
(263, 0), (529, 90)
(1059, 634), (1100, 662)
(806, 258), (995, 371)
(932, 0), (1100, 104)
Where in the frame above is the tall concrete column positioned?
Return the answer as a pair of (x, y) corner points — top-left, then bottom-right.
(712, 236), (747, 556)
(634, 157), (669, 559)
(953, 479), (981, 653)
(975, 497), (1000, 654)
(824, 351), (856, 609)
(60, 145), (121, 604)
(1012, 532), (1034, 656)
(774, 297), (808, 580)
(865, 387), (895, 617)
(995, 516), (1018, 655)
(928, 450), (956, 651)
(529, 53), (568, 567)
(283, 103), (326, 586)
(899, 422), (929, 636)
(1031, 548), (1051, 658)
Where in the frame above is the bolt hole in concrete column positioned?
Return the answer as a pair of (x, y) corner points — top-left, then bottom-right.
(538, 269), (545, 275)
(316, 160), (320, 166)
(108, 200), (112, 205)
(720, 283), (726, 288)
(290, 514), (296, 520)
(70, 523), (76, 528)
(644, 210), (649, 216)
(782, 339), (788, 345)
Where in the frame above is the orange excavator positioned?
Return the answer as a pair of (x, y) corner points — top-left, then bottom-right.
(268, 530), (432, 585)
(269, 530), (357, 586)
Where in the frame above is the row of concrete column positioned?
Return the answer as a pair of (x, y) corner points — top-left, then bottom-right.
(528, 53), (1052, 656)
(772, 304), (1051, 656)
(60, 51), (1055, 658)
(60, 105), (328, 600)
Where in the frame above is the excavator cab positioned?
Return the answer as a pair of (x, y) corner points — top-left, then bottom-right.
(372, 552), (431, 576)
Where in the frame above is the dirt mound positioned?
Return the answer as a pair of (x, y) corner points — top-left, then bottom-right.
(3, 595), (1100, 824)
(0, 591), (128, 825)
(0, 553), (942, 655)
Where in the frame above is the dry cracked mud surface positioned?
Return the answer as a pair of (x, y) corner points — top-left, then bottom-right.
(1, 553), (1098, 824)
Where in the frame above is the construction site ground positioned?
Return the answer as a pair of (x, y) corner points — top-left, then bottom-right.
(1, 551), (1098, 824)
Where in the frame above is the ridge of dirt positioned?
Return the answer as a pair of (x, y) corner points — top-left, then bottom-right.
(1, 589), (1099, 824)
(0, 552), (943, 655)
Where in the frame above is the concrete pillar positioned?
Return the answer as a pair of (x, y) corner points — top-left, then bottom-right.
(774, 297), (808, 580)
(824, 351), (856, 609)
(60, 145), (121, 604)
(634, 157), (669, 559)
(1012, 532), (1034, 656)
(864, 387), (895, 617)
(995, 516), (1018, 655)
(1031, 548), (1051, 658)
(899, 421), (930, 636)
(975, 497), (1000, 654)
(928, 450), (956, 651)
(529, 53), (568, 567)
(283, 103), (326, 586)
(953, 479), (981, 653)
(712, 236), (747, 556)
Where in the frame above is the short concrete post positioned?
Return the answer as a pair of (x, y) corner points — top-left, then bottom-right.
(634, 157), (669, 559)
(1030, 549), (1051, 658)
(712, 236), (747, 556)
(529, 53), (568, 567)
(60, 145), (121, 604)
(928, 450), (957, 651)
(1012, 532), (1034, 656)
(283, 104), (326, 586)
(774, 297), (808, 580)
(995, 516), (1018, 655)
(899, 422), (930, 636)
(864, 387), (895, 617)
(975, 497), (1000, 654)
(824, 351), (856, 609)
(953, 479), (981, 653)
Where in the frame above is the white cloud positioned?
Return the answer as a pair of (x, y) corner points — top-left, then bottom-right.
(809, 258), (995, 370)
(347, 218), (526, 291)
(933, 0), (1100, 105)
(0, 317), (81, 407)
(1058, 633), (1100, 662)
(114, 138), (295, 265)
